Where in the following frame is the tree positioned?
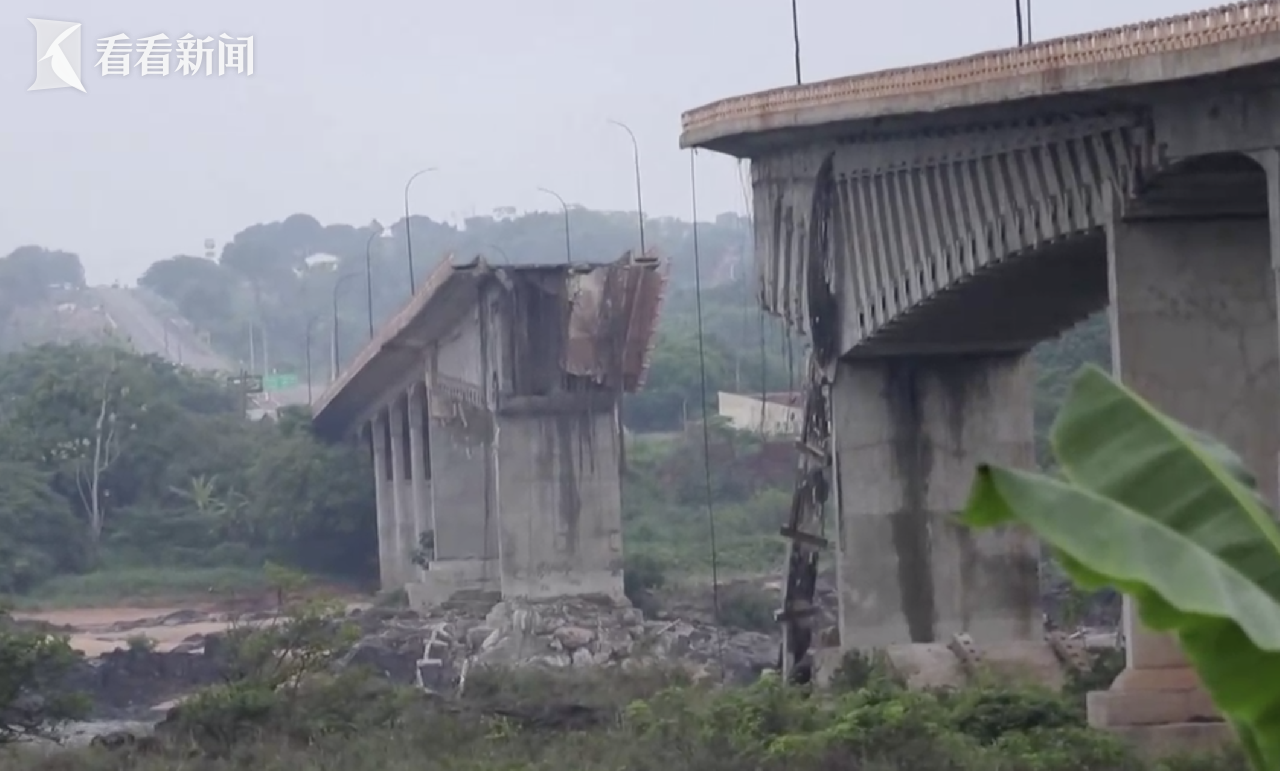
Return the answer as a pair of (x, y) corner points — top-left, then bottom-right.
(960, 365), (1280, 769)
(0, 246), (85, 309)
(0, 463), (85, 593)
(0, 613), (87, 745)
(241, 422), (378, 576)
(0, 347), (138, 548)
(0, 343), (379, 582)
(72, 355), (128, 545)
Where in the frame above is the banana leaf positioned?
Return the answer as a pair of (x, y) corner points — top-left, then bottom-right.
(960, 365), (1280, 769)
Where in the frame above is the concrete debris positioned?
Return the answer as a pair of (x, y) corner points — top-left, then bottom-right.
(347, 593), (778, 691)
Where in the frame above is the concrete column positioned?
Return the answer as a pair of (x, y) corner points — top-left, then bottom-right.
(493, 398), (625, 599)
(388, 395), (412, 586)
(370, 409), (396, 589)
(1088, 206), (1278, 742)
(428, 419), (499, 563)
(407, 384), (431, 579)
(406, 406), (500, 609)
(830, 353), (1040, 650)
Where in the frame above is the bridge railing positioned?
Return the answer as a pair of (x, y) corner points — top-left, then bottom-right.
(682, 1), (1280, 134)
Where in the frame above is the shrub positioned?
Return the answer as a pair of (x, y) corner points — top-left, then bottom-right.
(624, 552), (668, 615)
(0, 613), (88, 745)
(15, 666), (1249, 771)
(716, 584), (776, 632)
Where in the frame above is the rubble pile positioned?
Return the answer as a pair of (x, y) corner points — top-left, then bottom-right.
(343, 591), (778, 691)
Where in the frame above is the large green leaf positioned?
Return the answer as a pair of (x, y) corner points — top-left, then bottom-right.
(960, 365), (1280, 769)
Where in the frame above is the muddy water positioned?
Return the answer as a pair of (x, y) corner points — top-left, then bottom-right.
(14, 606), (240, 655)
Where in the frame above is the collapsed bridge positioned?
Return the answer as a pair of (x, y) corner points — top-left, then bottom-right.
(313, 253), (666, 606)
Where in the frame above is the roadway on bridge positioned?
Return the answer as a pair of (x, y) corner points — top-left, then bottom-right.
(92, 286), (320, 408)
(92, 286), (233, 373)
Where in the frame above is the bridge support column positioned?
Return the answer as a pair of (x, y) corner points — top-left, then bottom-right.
(388, 395), (415, 586)
(493, 395), (625, 600)
(407, 407), (500, 608)
(406, 384), (431, 581)
(1087, 210), (1278, 751)
(369, 409), (397, 590)
(831, 353), (1040, 650)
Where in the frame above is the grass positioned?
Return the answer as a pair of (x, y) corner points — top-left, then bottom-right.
(7, 566), (270, 611)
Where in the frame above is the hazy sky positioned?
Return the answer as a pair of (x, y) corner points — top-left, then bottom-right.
(4, 1), (1212, 284)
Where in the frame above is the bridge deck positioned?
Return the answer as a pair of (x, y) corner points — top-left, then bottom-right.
(311, 255), (667, 438)
(681, 1), (1280, 153)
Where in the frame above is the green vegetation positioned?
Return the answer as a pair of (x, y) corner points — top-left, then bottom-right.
(624, 421), (791, 576)
(0, 343), (376, 601)
(962, 366), (1280, 768)
(0, 588), (1243, 770)
(0, 613), (86, 745)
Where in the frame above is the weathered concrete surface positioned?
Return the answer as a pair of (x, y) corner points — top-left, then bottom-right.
(681, 3), (1280, 152)
(680, 3), (1280, 750)
(495, 402), (625, 599)
(314, 256), (665, 606)
(831, 354), (1039, 650)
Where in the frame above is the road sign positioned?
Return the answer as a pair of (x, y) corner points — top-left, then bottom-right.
(227, 374), (263, 394)
(262, 373), (298, 391)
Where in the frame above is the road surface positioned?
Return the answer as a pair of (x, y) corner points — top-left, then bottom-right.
(91, 286), (234, 373)
(90, 286), (320, 409)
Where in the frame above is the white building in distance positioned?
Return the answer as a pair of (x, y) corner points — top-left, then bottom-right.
(717, 391), (802, 436)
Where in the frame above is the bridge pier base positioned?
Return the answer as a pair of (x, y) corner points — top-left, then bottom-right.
(414, 415), (501, 602)
(830, 353), (1040, 650)
(493, 399), (625, 600)
(369, 410), (404, 589)
(1086, 211), (1279, 752)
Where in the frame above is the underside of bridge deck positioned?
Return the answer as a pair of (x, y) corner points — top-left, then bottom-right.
(847, 233), (1108, 357)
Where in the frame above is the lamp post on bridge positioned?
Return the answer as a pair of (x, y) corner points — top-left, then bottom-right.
(607, 119), (646, 257)
(536, 187), (572, 263)
(365, 221), (392, 339)
(486, 243), (510, 263)
(304, 314), (320, 403)
(332, 271), (362, 382)
(403, 167), (437, 292)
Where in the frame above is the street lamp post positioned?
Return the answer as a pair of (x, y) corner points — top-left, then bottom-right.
(304, 315), (319, 403)
(537, 187), (572, 263)
(364, 222), (390, 339)
(607, 120), (646, 257)
(486, 243), (510, 263)
(332, 271), (361, 381)
(403, 167), (437, 292)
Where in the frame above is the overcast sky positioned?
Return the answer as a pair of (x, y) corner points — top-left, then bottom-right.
(3, 0), (1213, 284)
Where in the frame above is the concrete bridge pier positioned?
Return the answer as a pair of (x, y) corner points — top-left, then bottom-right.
(831, 353), (1041, 650)
(494, 394), (625, 599)
(1087, 192), (1280, 748)
(414, 405), (502, 603)
(368, 411), (397, 588)
(367, 393), (435, 590)
(406, 383), (431, 581)
(314, 258), (665, 608)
